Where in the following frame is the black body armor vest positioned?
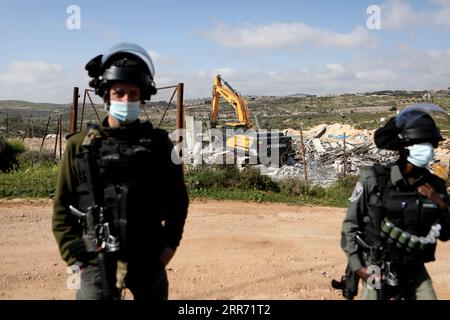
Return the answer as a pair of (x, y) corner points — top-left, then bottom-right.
(75, 121), (168, 261)
(363, 165), (442, 266)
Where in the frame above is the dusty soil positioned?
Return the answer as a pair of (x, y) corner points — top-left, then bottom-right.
(1, 199), (449, 300)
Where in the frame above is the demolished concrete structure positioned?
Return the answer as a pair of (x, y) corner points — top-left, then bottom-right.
(182, 118), (449, 186)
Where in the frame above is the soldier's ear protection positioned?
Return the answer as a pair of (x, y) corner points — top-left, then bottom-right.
(85, 55), (103, 94)
(85, 54), (103, 78)
(374, 117), (401, 150)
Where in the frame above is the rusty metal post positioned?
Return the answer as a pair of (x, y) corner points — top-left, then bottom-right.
(80, 89), (87, 131)
(22, 114), (32, 142)
(5, 113), (8, 140)
(59, 115), (63, 160)
(300, 128), (308, 182)
(40, 116), (51, 151)
(54, 116), (60, 159)
(176, 83), (184, 159)
(343, 132), (347, 177)
(70, 87), (79, 134)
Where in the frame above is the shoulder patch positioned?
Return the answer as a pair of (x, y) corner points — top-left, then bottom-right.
(349, 181), (364, 203)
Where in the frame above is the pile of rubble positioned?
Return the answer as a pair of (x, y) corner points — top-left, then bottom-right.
(269, 123), (399, 185)
(264, 146), (398, 186)
(182, 117), (448, 186)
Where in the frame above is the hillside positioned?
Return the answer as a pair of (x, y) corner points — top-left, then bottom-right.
(1, 89), (449, 137)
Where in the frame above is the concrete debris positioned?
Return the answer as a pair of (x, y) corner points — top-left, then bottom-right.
(183, 118), (448, 186)
(312, 139), (325, 154)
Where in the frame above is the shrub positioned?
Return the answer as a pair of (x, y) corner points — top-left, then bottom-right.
(0, 139), (26, 172)
(279, 178), (306, 196)
(237, 167), (280, 192)
(185, 165), (240, 190)
(185, 165), (279, 192)
(17, 150), (56, 167)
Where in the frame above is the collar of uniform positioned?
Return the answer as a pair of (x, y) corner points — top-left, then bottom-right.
(101, 117), (140, 129)
(390, 164), (407, 186)
(99, 117), (143, 141)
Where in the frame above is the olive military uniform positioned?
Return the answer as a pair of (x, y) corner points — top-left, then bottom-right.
(341, 163), (450, 300)
(52, 118), (189, 299)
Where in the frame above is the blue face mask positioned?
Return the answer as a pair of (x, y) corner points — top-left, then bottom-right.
(108, 101), (141, 124)
(407, 143), (435, 168)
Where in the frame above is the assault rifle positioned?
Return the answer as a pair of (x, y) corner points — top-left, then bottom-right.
(332, 232), (399, 300)
(331, 264), (359, 300)
(354, 232), (398, 300)
(69, 147), (120, 300)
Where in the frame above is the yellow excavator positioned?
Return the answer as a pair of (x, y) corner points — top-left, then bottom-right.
(431, 163), (450, 194)
(210, 75), (294, 166)
(211, 74), (253, 130)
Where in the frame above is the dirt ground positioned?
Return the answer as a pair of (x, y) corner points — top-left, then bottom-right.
(1, 199), (450, 300)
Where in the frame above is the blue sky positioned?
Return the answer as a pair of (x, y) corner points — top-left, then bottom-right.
(0, 0), (450, 102)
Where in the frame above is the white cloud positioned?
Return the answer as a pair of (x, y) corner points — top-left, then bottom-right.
(148, 49), (176, 65)
(429, 0), (450, 7)
(3, 49), (450, 104)
(430, 0), (450, 27)
(381, 0), (429, 30)
(200, 22), (378, 50)
(0, 61), (86, 103)
(213, 68), (234, 77)
(380, 0), (450, 29)
(83, 22), (119, 41)
(151, 48), (450, 99)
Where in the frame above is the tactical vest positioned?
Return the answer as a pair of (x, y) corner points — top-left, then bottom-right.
(362, 165), (442, 266)
(75, 121), (165, 261)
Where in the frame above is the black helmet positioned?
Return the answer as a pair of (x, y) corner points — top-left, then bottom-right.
(375, 103), (448, 150)
(85, 43), (157, 102)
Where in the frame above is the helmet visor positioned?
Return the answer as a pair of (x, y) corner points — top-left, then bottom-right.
(101, 42), (155, 79)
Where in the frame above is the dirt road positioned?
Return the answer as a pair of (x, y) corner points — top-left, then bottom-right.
(1, 199), (449, 300)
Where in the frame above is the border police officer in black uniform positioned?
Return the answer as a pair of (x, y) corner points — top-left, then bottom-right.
(340, 103), (450, 300)
(52, 43), (189, 300)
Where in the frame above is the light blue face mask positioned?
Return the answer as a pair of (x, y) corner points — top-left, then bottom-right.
(108, 101), (141, 124)
(407, 143), (435, 168)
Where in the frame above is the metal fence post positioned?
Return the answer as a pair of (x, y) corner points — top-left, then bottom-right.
(40, 116), (51, 151)
(176, 83), (184, 160)
(70, 87), (79, 134)
(300, 128), (308, 183)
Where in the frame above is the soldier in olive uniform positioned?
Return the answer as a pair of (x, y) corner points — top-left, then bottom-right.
(340, 104), (450, 300)
(52, 43), (189, 300)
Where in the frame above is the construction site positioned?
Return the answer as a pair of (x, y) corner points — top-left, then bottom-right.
(2, 78), (449, 188)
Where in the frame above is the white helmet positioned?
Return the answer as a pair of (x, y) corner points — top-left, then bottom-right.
(86, 43), (157, 101)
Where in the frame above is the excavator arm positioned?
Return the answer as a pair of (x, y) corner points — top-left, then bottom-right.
(211, 75), (253, 129)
